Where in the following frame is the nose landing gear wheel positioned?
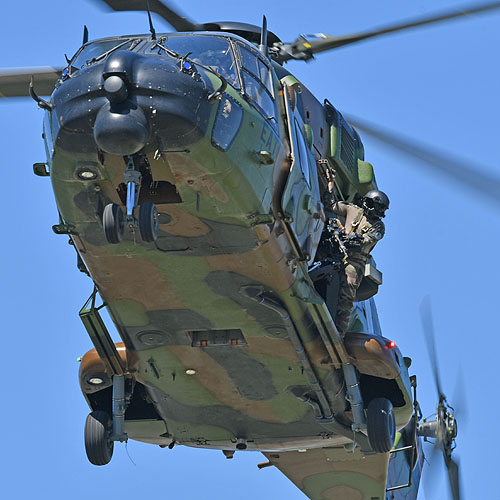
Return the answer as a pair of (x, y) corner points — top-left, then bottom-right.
(366, 397), (396, 453)
(139, 201), (159, 242)
(84, 410), (114, 466)
(103, 203), (124, 244)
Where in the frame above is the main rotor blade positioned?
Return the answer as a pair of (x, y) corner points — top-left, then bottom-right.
(419, 296), (446, 403)
(0, 67), (63, 97)
(346, 115), (500, 207)
(280, 1), (500, 60)
(93, 0), (200, 32)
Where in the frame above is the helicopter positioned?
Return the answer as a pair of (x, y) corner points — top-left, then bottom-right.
(1, 1), (498, 499)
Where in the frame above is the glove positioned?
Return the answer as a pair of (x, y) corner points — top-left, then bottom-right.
(327, 218), (343, 234)
(343, 232), (364, 250)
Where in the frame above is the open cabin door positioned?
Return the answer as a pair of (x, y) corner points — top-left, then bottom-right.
(281, 82), (324, 262)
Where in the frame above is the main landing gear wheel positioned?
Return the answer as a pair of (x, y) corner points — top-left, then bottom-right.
(366, 397), (396, 453)
(103, 203), (124, 244)
(85, 410), (114, 466)
(138, 201), (159, 242)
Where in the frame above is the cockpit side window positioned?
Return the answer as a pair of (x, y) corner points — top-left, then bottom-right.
(236, 42), (276, 120)
(148, 35), (239, 89)
(238, 45), (273, 95)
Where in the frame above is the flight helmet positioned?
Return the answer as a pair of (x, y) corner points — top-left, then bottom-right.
(362, 190), (390, 217)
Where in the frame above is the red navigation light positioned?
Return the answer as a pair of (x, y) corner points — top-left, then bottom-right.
(385, 340), (397, 350)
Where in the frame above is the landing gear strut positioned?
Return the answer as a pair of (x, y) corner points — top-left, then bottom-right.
(103, 155), (159, 244)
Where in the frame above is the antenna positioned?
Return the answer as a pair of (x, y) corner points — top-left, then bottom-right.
(146, 0), (157, 40)
(259, 15), (268, 58)
(83, 25), (89, 45)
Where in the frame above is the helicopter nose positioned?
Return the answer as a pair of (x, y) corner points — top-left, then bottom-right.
(51, 48), (212, 155)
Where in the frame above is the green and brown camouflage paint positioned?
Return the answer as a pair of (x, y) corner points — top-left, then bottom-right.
(44, 33), (414, 500)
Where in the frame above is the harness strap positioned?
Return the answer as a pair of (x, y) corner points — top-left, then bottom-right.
(351, 208), (364, 232)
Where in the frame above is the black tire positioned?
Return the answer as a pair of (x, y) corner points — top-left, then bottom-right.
(138, 201), (159, 242)
(84, 411), (114, 466)
(103, 203), (124, 244)
(366, 397), (396, 453)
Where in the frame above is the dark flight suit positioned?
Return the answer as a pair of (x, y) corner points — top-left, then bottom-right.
(332, 202), (385, 334)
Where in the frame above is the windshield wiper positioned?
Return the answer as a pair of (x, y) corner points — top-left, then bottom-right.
(85, 39), (139, 67)
(151, 37), (182, 60)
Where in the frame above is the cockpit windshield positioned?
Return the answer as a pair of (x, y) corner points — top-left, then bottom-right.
(71, 39), (138, 70)
(150, 35), (239, 89)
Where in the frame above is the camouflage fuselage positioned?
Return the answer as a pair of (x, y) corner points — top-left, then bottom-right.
(43, 31), (415, 500)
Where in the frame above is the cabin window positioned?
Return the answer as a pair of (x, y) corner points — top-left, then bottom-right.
(148, 35), (239, 89)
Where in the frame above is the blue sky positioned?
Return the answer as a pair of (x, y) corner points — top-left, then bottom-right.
(1, 1), (498, 499)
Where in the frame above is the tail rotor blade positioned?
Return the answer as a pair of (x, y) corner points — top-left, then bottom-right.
(446, 456), (461, 500)
(422, 442), (443, 499)
(415, 299), (462, 499)
(451, 366), (468, 428)
(419, 296), (446, 402)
